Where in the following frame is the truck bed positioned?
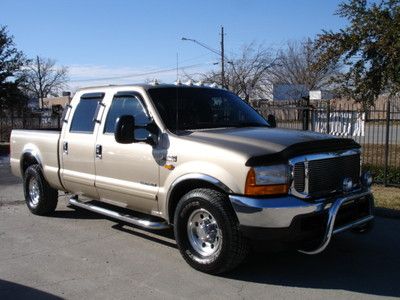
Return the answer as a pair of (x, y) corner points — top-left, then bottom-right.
(10, 129), (64, 190)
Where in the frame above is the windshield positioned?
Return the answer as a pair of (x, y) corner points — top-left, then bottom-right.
(148, 87), (269, 132)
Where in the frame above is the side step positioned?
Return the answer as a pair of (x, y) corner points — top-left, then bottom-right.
(68, 197), (170, 230)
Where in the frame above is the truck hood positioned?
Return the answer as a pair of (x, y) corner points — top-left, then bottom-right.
(180, 127), (360, 166)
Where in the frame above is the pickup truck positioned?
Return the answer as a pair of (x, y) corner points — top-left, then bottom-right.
(10, 83), (374, 274)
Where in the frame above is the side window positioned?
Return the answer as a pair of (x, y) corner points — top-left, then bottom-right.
(70, 94), (103, 133)
(104, 94), (150, 135)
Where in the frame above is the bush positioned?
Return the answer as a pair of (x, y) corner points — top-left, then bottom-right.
(363, 164), (400, 184)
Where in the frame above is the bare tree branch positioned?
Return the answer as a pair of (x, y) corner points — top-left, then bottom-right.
(272, 39), (341, 92)
(196, 43), (276, 102)
(19, 56), (68, 108)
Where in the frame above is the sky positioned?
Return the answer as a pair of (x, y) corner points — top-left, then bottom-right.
(1, 0), (348, 90)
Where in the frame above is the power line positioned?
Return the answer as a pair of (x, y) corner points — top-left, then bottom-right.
(182, 26), (227, 88)
(69, 62), (208, 83)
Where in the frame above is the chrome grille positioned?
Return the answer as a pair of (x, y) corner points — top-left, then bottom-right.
(293, 163), (305, 192)
(290, 150), (361, 199)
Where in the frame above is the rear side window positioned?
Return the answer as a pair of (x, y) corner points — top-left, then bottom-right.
(70, 93), (104, 133)
(104, 93), (150, 134)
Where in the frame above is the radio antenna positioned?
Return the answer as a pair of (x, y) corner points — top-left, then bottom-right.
(176, 52), (179, 81)
(175, 52), (179, 132)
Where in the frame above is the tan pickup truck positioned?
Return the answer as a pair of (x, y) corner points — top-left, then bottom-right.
(10, 83), (374, 274)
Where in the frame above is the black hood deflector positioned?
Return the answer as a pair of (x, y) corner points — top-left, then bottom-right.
(245, 138), (360, 166)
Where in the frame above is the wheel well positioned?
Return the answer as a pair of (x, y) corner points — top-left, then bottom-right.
(168, 179), (228, 224)
(21, 153), (40, 175)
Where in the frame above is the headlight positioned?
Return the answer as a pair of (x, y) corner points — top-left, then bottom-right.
(245, 165), (289, 196)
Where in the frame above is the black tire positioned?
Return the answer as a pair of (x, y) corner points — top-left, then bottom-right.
(351, 219), (374, 234)
(23, 164), (58, 216)
(174, 188), (248, 274)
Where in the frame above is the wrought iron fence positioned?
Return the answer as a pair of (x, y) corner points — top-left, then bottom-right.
(256, 99), (400, 187)
(1, 98), (399, 186)
(0, 115), (62, 143)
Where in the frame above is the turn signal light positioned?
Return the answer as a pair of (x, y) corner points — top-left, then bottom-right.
(245, 168), (289, 196)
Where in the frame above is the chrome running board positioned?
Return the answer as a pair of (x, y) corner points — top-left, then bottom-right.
(69, 197), (170, 230)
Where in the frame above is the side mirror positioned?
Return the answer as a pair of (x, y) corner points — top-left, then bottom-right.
(267, 114), (277, 128)
(115, 115), (159, 145)
(115, 115), (135, 144)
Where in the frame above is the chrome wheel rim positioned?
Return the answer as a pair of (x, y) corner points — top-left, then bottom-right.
(28, 178), (40, 207)
(187, 208), (222, 257)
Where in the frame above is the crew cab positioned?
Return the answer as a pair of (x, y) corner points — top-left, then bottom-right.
(10, 83), (374, 274)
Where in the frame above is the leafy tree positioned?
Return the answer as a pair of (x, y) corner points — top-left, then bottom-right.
(315, 0), (400, 105)
(0, 25), (26, 114)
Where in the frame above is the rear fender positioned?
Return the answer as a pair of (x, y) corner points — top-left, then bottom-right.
(20, 144), (43, 176)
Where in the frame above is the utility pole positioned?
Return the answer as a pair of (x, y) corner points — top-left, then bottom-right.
(182, 26), (226, 87)
(220, 26), (225, 88)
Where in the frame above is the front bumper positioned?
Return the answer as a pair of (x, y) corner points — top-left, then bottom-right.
(229, 189), (374, 254)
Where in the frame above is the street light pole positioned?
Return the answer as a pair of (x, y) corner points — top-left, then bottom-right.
(182, 26), (226, 88)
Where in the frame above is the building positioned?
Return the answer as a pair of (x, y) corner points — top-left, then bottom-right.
(255, 83), (309, 102)
(272, 84), (308, 101)
(41, 94), (71, 110)
(309, 90), (334, 101)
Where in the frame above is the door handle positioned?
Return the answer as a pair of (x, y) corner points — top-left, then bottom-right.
(96, 144), (102, 159)
(63, 141), (68, 154)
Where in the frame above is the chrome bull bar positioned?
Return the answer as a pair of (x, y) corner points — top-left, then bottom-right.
(298, 191), (374, 255)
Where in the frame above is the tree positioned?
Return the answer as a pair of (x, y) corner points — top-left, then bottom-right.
(194, 43), (276, 102)
(315, 0), (400, 105)
(20, 56), (68, 108)
(272, 39), (341, 92)
(0, 25), (26, 114)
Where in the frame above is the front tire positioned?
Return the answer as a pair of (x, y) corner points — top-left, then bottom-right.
(23, 164), (58, 216)
(174, 188), (248, 274)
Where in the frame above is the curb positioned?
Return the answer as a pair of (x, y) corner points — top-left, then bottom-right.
(374, 207), (400, 219)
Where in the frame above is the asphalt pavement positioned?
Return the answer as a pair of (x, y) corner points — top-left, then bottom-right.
(1, 155), (400, 300)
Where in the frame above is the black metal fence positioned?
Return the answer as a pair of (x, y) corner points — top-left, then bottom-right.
(0, 115), (62, 143)
(1, 99), (400, 186)
(255, 99), (400, 187)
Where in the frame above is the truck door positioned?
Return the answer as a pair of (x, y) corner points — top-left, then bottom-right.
(60, 92), (105, 199)
(94, 91), (159, 213)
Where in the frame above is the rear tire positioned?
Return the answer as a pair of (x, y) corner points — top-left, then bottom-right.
(23, 164), (58, 216)
(174, 188), (248, 274)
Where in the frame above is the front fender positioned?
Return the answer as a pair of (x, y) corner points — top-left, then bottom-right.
(158, 160), (245, 220)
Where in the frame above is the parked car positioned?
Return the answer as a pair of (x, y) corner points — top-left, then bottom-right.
(10, 83), (374, 274)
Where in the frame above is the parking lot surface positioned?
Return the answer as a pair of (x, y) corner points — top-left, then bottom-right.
(1, 156), (400, 300)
